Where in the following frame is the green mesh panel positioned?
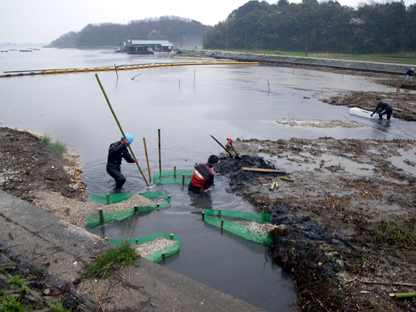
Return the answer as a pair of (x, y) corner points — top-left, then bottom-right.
(106, 232), (180, 263)
(203, 209), (274, 246)
(86, 192), (171, 228)
(153, 170), (193, 184)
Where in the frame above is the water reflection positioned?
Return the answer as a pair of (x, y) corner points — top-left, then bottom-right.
(189, 191), (213, 210)
(373, 119), (391, 132)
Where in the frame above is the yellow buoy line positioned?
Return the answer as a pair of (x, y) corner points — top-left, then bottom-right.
(0, 61), (258, 78)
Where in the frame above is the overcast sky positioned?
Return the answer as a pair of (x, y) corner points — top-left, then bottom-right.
(1, 0), (415, 44)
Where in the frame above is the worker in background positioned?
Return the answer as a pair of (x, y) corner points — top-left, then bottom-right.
(106, 134), (138, 189)
(405, 68), (414, 84)
(188, 155), (218, 193)
(371, 98), (393, 120)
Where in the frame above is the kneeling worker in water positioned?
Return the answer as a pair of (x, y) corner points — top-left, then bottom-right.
(371, 97), (393, 120)
(188, 155), (218, 193)
(106, 134), (138, 189)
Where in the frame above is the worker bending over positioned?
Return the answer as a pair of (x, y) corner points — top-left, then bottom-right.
(188, 155), (218, 193)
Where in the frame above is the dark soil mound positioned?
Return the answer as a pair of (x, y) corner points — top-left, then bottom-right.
(0, 127), (85, 201)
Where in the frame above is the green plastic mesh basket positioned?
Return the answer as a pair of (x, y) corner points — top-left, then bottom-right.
(86, 192), (171, 228)
(203, 209), (274, 246)
(153, 170), (193, 184)
(106, 232), (180, 263)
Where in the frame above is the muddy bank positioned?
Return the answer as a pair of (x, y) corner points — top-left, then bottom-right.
(216, 138), (416, 311)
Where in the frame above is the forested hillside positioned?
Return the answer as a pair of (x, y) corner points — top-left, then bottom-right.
(49, 0), (416, 54)
(204, 0), (416, 53)
(49, 16), (205, 48)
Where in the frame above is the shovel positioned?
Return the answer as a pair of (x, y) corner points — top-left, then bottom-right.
(226, 138), (241, 159)
(210, 135), (233, 158)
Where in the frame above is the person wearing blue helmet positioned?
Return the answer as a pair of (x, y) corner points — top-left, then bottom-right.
(106, 134), (138, 189)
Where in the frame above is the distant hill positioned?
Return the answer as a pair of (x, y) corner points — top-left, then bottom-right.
(49, 16), (207, 49)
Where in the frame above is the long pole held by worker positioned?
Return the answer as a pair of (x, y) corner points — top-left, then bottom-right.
(95, 74), (149, 187)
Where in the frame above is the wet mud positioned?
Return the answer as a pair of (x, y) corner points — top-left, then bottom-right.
(216, 138), (416, 311)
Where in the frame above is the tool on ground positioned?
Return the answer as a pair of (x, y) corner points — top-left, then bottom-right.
(226, 138), (241, 159)
(269, 181), (278, 191)
(242, 167), (286, 174)
(95, 74), (149, 186)
(210, 135), (233, 158)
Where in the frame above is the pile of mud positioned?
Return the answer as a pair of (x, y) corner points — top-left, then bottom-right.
(216, 140), (416, 311)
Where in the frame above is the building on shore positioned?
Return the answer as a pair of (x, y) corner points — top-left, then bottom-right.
(124, 39), (174, 54)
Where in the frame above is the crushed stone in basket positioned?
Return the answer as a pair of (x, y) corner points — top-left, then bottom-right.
(133, 237), (177, 256)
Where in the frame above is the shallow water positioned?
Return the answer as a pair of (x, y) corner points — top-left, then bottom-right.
(1, 48), (415, 311)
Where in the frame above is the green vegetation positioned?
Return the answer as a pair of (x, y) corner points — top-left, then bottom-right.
(8, 275), (24, 288)
(83, 241), (138, 280)
(50, 301), (72, 312)
(42, 135), (66, 156)
(0, 295), (24, 312)
(215, 49), (416, 65)
(204, 0), (416, 54)
(372, 219), (416, 248)
(50, 16), (204, 48)
(48, 1), (416, 55)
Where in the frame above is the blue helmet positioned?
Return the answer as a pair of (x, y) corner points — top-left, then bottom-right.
(122, 134), (134, 144)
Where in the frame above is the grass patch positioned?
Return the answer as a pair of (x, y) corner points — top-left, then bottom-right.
(207, 49), (416, 65)
(50, 301), (72, 312)
(42, 134), (66, 156)
(83, 241), (138, 280)
(8, 275), (24, 288)
(372, 219), (416, 248)
(0, 295), (24, 312)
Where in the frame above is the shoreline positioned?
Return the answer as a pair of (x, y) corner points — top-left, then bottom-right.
(1, 59), (416, 310)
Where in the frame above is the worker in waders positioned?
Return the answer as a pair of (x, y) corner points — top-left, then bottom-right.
(106, 134), (138, 189)
(371, 97), (393, 120)
(188, 155), (218, 193)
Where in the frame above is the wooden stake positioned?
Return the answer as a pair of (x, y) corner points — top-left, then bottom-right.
(99, 209), (104, 225)
(158, 129), (162, 174)
(143, 138), (152, 182)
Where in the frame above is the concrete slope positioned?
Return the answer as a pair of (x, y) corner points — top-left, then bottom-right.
(0, 190), (264, 311)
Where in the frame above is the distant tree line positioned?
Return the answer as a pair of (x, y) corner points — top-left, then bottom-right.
(204, 0), (416, 54)
(49, 16), (205, 48)
(49, 1), (416, 54)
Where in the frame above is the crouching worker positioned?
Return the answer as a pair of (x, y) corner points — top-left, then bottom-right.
(371, 98), (393, 120)
(188, 155), (218, 193)
(106, 134), (138, 189)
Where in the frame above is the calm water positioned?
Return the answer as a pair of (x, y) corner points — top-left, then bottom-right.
(1, 47), (415, 311)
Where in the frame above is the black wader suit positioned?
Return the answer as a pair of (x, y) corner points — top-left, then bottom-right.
(106, 141), (135, 189)
(373, 101), (393, 120)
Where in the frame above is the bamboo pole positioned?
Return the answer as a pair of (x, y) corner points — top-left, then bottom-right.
(95, 74), (149, 186)
(158, 129), (162, 174)
(359, 280), (416, 287)
(99, 209), (105, 224)
(389, 292), (416, 299)
(143, 138), (152, 182)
